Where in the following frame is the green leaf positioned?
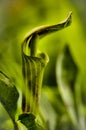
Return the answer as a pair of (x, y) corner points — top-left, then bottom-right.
(56, 45), (78, 127)
(0, 71), (19, 120)
(18, 113), (44, 130)
(57, 45), (78, 88)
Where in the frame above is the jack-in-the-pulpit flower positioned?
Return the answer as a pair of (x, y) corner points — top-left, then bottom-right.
(21, 11), (72, 115)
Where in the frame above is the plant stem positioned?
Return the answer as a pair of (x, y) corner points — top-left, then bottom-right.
(12, 120), (19, 130)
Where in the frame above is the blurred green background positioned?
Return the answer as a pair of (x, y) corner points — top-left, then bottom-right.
(0, 0), (86, 130)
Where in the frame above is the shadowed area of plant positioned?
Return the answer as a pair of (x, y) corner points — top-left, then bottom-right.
(18, 113), (44, 130)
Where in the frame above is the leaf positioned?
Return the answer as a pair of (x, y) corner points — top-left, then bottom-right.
(0, 71), (19, 120)
(18, 113), (44, 130)
(58, 45), (78, 89)
(56, 45), (78, 127)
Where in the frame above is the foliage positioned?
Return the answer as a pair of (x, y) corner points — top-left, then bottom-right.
(0, 0), (86, 130)
(0, 12), (72, 130)
(0, 71), (19, 129)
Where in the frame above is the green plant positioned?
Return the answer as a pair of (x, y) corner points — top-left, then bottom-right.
(0, 12), (72, 130)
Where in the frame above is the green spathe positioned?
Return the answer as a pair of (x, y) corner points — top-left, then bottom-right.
(22, 12), (72, 114)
